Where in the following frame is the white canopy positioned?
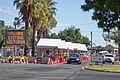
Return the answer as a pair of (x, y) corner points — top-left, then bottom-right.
(37, 38), (87, 51)
(37, 38), (67, 49)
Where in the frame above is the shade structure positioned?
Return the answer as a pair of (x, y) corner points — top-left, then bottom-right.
(37, 38), (67, 49)
(37, 38), (88, 51)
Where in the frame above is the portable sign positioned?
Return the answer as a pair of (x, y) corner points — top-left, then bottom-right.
(91, 53), (104, 65)
(5, 30), (26, 45)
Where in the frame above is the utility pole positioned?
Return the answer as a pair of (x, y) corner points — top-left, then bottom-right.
(91, 31), (92, 50)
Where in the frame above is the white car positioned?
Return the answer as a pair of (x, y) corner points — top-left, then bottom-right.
(103, 54), (115, 64)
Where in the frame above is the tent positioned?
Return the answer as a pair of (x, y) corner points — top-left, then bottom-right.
(37, 38), (88, 51)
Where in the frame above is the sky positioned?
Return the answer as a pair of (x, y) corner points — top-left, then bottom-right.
(0, 0), (115, 47)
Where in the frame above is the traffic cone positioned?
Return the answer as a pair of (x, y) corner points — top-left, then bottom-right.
(50, 60), (53, 64)
(25, 58), (29, 64)
(116, 60), (119, 65)
(19, 58), (23, 64)
(34, 57), (37, 64)
(11, 58), (15, 64)
(1, 58), (5, 64)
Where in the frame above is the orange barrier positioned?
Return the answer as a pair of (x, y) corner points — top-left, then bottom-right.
(1, 58), (5, 64)
(25, 58), (29, 64)
(82, 56), (88, 60)
(11, 59), (15, 64)
(116, 60), (119, 65)
(49, 59), (53, 65)
(53, 61), (58, 64)
(19, 58), (23, 64)
(34, 57), (37, 64)
(59, 56), (63, 63)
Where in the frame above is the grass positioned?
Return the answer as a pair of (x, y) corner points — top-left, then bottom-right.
(86, 65), (120, 73)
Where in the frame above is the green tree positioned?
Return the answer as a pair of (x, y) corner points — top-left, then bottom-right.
(13, 17), (22, 29)
(48, 33), (59, 39)
(13, 0), (33, 56)
(36, 0), (57, 40)
(81, 36), (90, 46)
(56, 26), (90, 46)
(13, 0), (57, 56)
(81, 0), (120, 58)
(0, 20), (14, 48)
(58, 26), (82, 43)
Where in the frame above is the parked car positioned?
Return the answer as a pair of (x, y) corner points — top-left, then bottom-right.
(103, 54), (115, 64)
(67, 53), (81, 64)
(36, 56), (42, 64)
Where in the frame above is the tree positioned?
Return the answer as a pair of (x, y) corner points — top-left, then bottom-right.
(36, 0), (57, 40)
(13, 0), (33, 56)
(48, 33), (59, 39)
(58, 26), (82, 43)
(13, 0), (57, 56)
(0, 20), (14, 48)
(13, 17), (22, 29)
(81, 0), (120, 59)
(48, 26), (90, 46)
(81, 36), (90, 46)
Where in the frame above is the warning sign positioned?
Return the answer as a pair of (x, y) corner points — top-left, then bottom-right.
(5, 30), (26, 45)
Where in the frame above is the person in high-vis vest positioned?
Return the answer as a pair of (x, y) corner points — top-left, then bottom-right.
(63, 51), (67, 58)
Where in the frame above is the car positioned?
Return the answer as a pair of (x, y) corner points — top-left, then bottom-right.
(36, 56), (42, 64)
(103, 54), (115, 64)
(67, 53), (81, 64)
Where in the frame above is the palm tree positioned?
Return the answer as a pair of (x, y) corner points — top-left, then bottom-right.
(13, 0), (34, 56)
(13, 0), (57, 56)
(13, 17), (21, 29)
(30, 0), (57, 56)
(37, 0), (57, 39)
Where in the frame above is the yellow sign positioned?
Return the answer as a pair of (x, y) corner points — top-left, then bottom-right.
(5, 30), (26, 45)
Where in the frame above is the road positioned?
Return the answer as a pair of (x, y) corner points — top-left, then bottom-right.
(0, 61), (120, 80)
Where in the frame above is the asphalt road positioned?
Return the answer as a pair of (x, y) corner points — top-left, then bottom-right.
(0, 61), (120, 80)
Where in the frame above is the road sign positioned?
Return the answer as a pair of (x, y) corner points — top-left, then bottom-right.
(91, 53), (104, 65)
(5, 30), (26, 45)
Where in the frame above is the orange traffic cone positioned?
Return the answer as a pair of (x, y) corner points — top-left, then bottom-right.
(116, 60), (119, 65)
(34, 57), (37, 64)
(25, 58), (29, 64)
(19, 58), (23, 64)
(1, 58), (5, 64)
(50, 60), (53, 65)
(11, 59), (15, 64)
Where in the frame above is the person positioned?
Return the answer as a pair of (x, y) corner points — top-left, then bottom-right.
(63, 51), (67, 58)
(24, 45), (29, 56)
(16, 49), (20, 56)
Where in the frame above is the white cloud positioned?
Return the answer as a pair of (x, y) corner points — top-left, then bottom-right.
(0, 8), (2, 11)
(0, 6), (17, 16)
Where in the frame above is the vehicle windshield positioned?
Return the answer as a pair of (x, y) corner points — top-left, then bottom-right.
(105, 55), (114, 57)
(69, 54), (79, 58)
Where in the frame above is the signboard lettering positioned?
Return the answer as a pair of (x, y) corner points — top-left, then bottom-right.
(5, 30), (26, 45)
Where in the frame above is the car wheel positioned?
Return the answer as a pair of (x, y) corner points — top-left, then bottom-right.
(112, 62), (114, 64)
(67, 61), (71, 64)
(78, 62), (81, 64)
(103, 62), (105, 64)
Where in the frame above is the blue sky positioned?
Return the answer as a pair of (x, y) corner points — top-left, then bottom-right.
(0, 0), (115, 47)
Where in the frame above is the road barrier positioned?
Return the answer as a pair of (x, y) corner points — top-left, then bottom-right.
(1, 58), (5, 64)
(34, 57), (37, 64)
(11, 58), (15, 64)
(19, 58), (23, 64)
(25, 58), (29, 64)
